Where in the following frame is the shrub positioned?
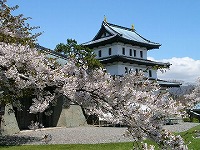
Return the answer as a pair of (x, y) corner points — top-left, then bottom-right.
(192, 118), (199, 123)
(183, 117), (191, 122)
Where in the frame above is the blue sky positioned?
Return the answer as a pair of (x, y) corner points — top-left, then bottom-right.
(7, 0), (200, 83)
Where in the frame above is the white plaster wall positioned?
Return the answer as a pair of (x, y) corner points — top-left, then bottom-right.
(115, 43), (147, 59)
(152, 70), (157, 78)
(93, 43), (156, 79)
(93, 43), (147, 59)
(105, 64), (120, 75)
(105, 63), (157, 79)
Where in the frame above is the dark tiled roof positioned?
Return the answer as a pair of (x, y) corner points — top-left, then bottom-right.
(35, 45), (68, 65)
(98, 55), (170, 67)
(36, 45), (68, 60)
(155, 79), (182, 87)
(83, 21), (161, 50)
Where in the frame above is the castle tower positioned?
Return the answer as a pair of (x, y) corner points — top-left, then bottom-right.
(83, 21), (180, 87)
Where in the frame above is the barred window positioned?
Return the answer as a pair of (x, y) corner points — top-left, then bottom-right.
(140, 51), (143, 58)
(129, 49), (132, 56)
(109, 48), (112, 55)
(98, 50), (102, 57)
(134, 50), (136, 57)
(122, 47), (125, 55)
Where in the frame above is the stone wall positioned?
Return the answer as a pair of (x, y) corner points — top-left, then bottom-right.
(1, 104), (19, 135)
(57, 105), (87, 127)
(0, 102), (87, 135)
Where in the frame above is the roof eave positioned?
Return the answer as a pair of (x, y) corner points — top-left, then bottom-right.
(156, 79), (182, 87)
(99, 55), (169, 67)
(84, 35), (161, 49)
(116, 36), (161, 50)
(92, 22), (107, 41)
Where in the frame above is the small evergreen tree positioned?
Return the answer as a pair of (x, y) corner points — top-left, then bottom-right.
(55, 39), (102, 70)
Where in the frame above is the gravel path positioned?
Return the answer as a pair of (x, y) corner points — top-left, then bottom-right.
(163, 122), (200, 133)
(16, 126), (133, 145)
(1, 122), (199, 145)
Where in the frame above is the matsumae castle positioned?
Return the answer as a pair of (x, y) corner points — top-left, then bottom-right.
(84, 20), (180, 88)
(0, 20), (180, 135)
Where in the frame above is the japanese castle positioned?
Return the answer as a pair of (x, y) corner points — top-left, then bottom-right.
(84, 20), (180, 87)
(0, 19), (182, 136)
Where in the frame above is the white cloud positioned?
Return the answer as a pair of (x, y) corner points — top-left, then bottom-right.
(148, 57), (200, 84)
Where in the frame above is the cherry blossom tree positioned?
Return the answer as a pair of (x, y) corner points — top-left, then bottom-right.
(184, 78), (200, 123)
(62, 66), (187, 149)
(0, 0), (41, 46)
(184, 78), (200, 108)
(0, 1), (189, 149)
(0, 0), (66, 114)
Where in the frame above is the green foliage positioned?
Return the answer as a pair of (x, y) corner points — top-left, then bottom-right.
(0, 0), (41, 47)
(183, 117), (200, 123)
(192, 118), (199, 123)
(183, 117), (191, 122)
(55, 39), (102, 70)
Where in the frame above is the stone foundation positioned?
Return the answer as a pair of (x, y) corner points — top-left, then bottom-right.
(1, 104), (20, 135)
(57, 105), (87, 127)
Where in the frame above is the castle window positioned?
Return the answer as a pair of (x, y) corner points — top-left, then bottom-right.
(134, 50), (136, 57)
(149, 70), (152, 77)
(140, 51), (143, 58)
(129, 68), (133, 74)
(109, 48), (112, 55)
(135, 68), (138, 74)
(122, 47), (125, 55)
(125, 67), (128, 74)
(98, 50), (102, 57)
(129, 49), (132, 56)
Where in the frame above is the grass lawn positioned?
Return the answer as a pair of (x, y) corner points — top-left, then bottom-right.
(0, 142), (134, 150)
(0, 125), (199, 150)
(177, 124), (200, 150)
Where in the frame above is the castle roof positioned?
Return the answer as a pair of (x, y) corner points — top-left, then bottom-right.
(155, 79), (182, 88)
(83, 21), (161, 50)
(98, 55), (170, 68)
(36, 45), (68, 65)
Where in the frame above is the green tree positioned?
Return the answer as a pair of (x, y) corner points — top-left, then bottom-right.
(55, 39), (102, 69)
(0, 0), (41, 47)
